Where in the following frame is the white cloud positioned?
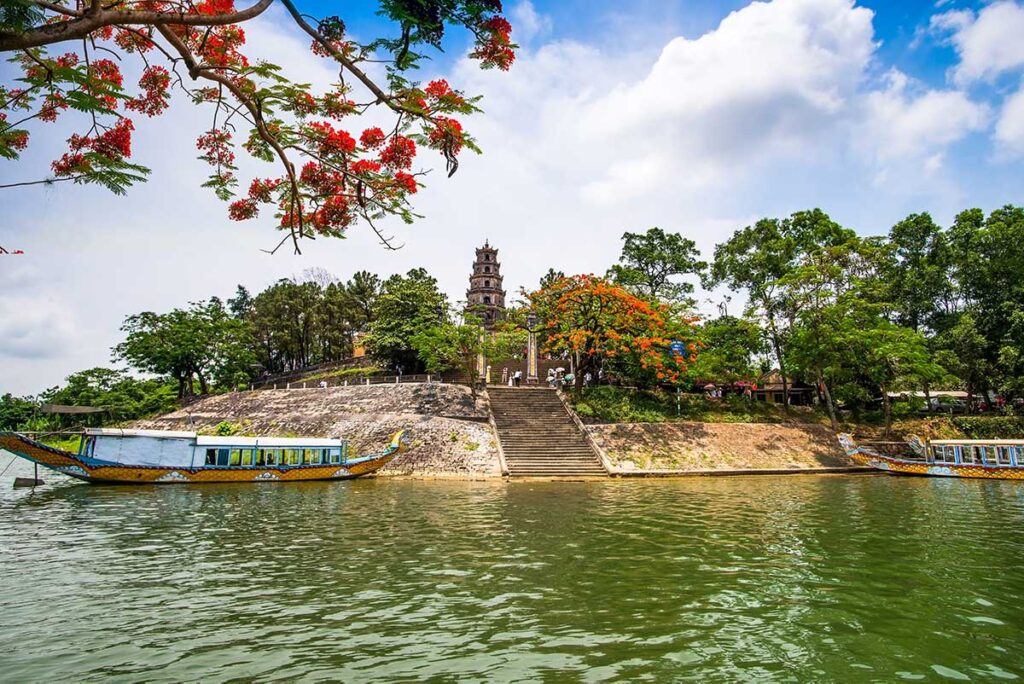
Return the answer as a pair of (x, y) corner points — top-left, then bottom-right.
(995, 83), (1024, 156)
(0, 295), (77, 360)
(932, 1), (1024, 84)
(510, 1), (552, 44)
(861, 69), (989, 163)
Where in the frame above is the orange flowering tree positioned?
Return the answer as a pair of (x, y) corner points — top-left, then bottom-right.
(529, 275), (699, 395)
(0, 0), (515, 252)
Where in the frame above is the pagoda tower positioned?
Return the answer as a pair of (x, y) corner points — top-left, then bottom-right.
(466, 241), (506, 325)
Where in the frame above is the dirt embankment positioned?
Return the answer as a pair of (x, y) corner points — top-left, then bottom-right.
(132, 384), (501, 478)
(587, 422), (856, 473)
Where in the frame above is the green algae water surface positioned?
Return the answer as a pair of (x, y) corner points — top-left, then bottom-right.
(1, 470), (1023, 681)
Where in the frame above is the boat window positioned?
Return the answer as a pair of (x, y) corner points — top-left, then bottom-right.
(329, 448), (341, 464)
(303, 448), (318, 465)
(933, 446), (955, 464)
(229, 449), (243, 466)
(255, 449), (266, 466)
(215, 448), (229, 466)
(264, 449), (278, 466)
(286, 449), (300, 466)
(996, 447), (1013, 466)
(205, 448), (217, 466)
(241, 449), (254, 466)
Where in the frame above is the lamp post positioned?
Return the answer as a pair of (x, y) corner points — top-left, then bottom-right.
(525, 311), (540, 385)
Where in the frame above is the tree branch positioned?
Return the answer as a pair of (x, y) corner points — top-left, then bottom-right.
(1, 0), (274, 51)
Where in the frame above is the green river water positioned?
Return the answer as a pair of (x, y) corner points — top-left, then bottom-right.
(1, 467), (1023, 682)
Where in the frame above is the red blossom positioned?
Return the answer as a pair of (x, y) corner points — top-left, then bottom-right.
(350, 159), (381, 174)
(247, 178), (280, 202)
(312, 195), (353, 232)
(229, 198), (258, 220)
(308, 121), (355, 155)
(360, 127), (385, 149)
(322, 92), (357, 118)
(471, 16), (516, 70)
(427, 117), (464, 156)
(92, 118), (134, 159)
(196, 129), (235, 166)
(125, 66), (171, 117)
(39, 94), (68, 122)
(394, 171), (417, 194)
(425, 79), (452, 99)
(379, 135), (416, 169)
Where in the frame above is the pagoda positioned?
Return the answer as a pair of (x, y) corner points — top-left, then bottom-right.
(466, 241), (506, 326)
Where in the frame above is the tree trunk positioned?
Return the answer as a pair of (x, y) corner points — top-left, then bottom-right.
(197, 371), (209, 396)
(881, 384), (893, 438)
(923, 382), (932, 414)
(766, 318), (790, 410)
(817, 369), (839, 433)
(177, 375), (186, 400)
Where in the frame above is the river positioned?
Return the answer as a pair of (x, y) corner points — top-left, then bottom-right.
(1, 467), (1023, 681)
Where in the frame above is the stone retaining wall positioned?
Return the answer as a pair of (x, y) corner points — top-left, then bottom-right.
(586, 421), (855, 472)
(133, 384), (501, 478)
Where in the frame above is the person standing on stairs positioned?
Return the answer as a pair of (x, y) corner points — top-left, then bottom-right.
(513, 370), (522, 387)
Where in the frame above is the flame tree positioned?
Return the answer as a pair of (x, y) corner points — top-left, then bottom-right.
(529, 275), (699, 396)
(0, 0), (515, 252)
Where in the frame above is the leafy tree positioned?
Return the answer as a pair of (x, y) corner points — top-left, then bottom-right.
(344, 270), (381, 329)
(529, 275), (698, 396)
(0, 1), (515, 252)
(608, 227), (706, 305)
(227, 284), (254, 318)
(115, 298), (255, 397)
(410, 317), (524, 396)
(0, 392), (36, 431)
(884, 212), (951, 332)
(41, 367), (178, 427)
(709, 209), (855, 408)
(687, 316), (766, 384)
(249, 279), (323, 371)
(366, 268), (447, 372)
(538, 268), (566, 291)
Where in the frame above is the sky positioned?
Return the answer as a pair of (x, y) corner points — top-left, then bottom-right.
(2, 0), (1023, 395)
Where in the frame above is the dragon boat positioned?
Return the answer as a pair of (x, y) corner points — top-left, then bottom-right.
(838, 433), (1024, 481)
(0, 428), (408, 485)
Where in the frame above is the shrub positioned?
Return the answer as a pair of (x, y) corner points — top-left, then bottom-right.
(951, 416), (1024, 439)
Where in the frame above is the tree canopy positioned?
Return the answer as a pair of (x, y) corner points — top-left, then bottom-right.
(0, 0), (516, 252)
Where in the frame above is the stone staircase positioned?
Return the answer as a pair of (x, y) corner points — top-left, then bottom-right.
(488, 387), (607, 478)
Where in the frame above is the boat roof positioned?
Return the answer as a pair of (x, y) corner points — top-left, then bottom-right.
(84, 428), (344, 446)
(196, 436), (344, 447)
(85, 428), (196, 439)
(930, 439), (1024, 445)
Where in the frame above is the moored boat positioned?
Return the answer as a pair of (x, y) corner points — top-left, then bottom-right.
(0, 428), (408, 484)
(838, 433), (1024, 480)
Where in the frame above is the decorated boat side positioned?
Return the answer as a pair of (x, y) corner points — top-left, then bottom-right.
(838, 433), (1024, 481)
(0, 428), (408, 484)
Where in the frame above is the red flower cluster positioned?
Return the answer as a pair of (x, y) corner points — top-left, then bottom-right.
(38, 94), (68, 122)
(322, 91), (357, 118)
(290, 91), (317, 117)
(427, 117), (464, 156)
(228, 199), (258, 220)
(359, 127), (386, 149)
(311, 38), (352, 59)
(51, 118), (135, 176)
(351, 159), (382, 174)
(88, 59), (124, 109)
(247, 177), (281, 202)
(195, 0), (235, 15)
(114, 28), (155, 53)
(394, 171), (417, 194)
(379, 135), (416, 169)
(312, 195), (353, 231)
(196, 129), (235, 167)
(125, 66), (171, 117)
(472, 16), (515, 70)
(424, 79), (466, 108)
(308, 121), (356, 155)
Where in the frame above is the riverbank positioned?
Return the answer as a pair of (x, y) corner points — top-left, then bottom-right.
(131, 384), (502, 478)
(586, 421), (858, 474)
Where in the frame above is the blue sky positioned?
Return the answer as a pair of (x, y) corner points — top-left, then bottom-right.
(2, 0), (1023, 395)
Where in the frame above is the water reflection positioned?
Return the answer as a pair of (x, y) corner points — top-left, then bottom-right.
(1, 466), (1023, 681)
